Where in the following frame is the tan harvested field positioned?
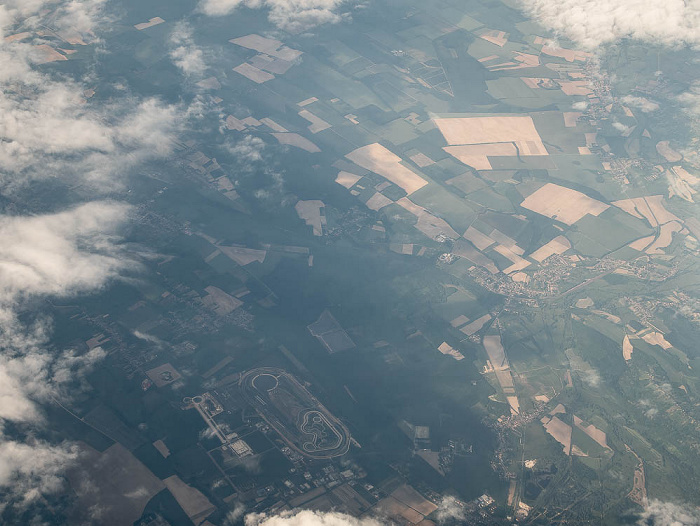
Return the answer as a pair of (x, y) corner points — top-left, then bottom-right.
(444, 143), (519, 170)
(397, 197), (460, 239)
(575, 297), (593, 308)
(32, 44), (67, 63)
(410, 152), (435, 167)
(578, 146), (592, 155)
(591, 309), (621, 324)
(461, 313), (492, 335)
(230, 34), (302, 61)
(629, 235), (655, 251)
(493, 244), (531, 274)
(202, 286), (243, 315)
(298, 96), (318, 106)
(233, 63), (275, 83)
(438, 341), (464, 360)
(450, 314), (470, 328)
(483, 335), (508, 370)
(656, 140), (682, 162)
(646, 221), (682, 254)
(520, 183), (609, 225)
(507, 396), (520, 414)
(164, 475), (216, 525)
(298, 109), (331, 134)
(225, 115), (246, 131)
(563, 112), (582, 127)
(346, 143), (428, 195)
(391, 484), (438, 516)
(642, 331), (673, 350)
(153, 439), (171, 458)
(217, 245), (266, 266)
(146, 363), (182, 387)
(66, 443), (165, 525)
(375, 496), (425, 524)
(260, 117), (287, 132)
(559, 81), (592, 96)
(335, 171), (362, 188)
(672, 165), (700, 185)
(623, 335), (634, 360)
(551, 403), (566, 415)
(365, 192), (393, 211)
(541, 45), (592, 62)
(574, 416), (611, 450)
(4, 32), (31, 42)
(272, 132), (321, 153)
(134, 16), (164, 30)
(541, 415), (572, 454)
(434, 116), (547, 156)
(613, 195), (679, 227)
(530, 235), (571, 262)
(479, 29), (508, 47)
(295, 200), (326, 236)
(464, 226), (495, 250)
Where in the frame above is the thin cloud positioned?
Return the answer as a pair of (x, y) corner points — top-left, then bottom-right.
(169, 21), (207, 77)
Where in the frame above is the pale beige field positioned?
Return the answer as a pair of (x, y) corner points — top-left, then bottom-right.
(623, 335), (634, 361)
(230, 34), (302, 61)
(260, 117), (287, 132)
(335, 171), (362, 188)
(443, 143), (519, 170)
(646, 221), (682, 254)
(295, 199), (326, 236)
(409, 152), (435, 167)
(163, 475), (216, 525)
(438, 341), (464, 360)
(365, 192), (393, 211)
(613, 195), (679, 227)
(461, 313), (492, 335)
(298, 96), (318, 106)
(434, 116), (547, 156)
(483, 335), (508, 370)
(656, 140), (683, 162)
(298, 109), (331, 134)
(272, 132), (321, 153)
(574, 416), (611, 450)
(391, 484), (438, 516)
(541, 45), (592, 62)
(542, 415), (572, 454)
(217, 245), (267, 265)
(346, 143), (428, 195)
(134, 16), (164, 30)
(202, 286), (243, 315)
(530, 235), (571, 262)
(479, 29), (508, 47)
(397, 197), (460, 239)
(520, 183), (609, 225)
(233, 63), (274, 83)
(464, 225), (496, 250)
(563, 112), (581, 127)
(450, 314), (470, 328)
(642, 331), (673, 350)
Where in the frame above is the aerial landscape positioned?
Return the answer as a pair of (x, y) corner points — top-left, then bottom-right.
(0, 0), (699, 524)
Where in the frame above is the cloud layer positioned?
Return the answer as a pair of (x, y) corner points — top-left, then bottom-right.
(0, 202), (132, 506)
(199, 0), (348, 32)
(518, 0), (700, 49)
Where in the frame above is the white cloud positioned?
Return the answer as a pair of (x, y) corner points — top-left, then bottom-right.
(245, 510), (386, 526)
(621, 95), (660, 113)
(636, 500), (700, 526)
(199, 0), (348, 32)
(434, 496), (465, 522)
(518, 0), (700, 49)
(0, 202), (132, 305)
(169, 22), (207, 77)
(679, 81), (700, 117)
